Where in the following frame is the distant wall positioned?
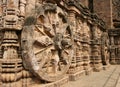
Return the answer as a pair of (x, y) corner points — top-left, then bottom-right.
(93, 0), (113, 29)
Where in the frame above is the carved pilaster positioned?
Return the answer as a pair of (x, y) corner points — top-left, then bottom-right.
(0, 0), (26, 86)
(91, 25), (103, 71)
(68, 10), (77, 74)
(81, 21), (92, 74)
(74, 17), (84, 72)
(76, 42), (84, 72)
(110, 36), (116, 64)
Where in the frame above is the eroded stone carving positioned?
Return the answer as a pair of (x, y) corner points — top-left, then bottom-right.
(101, 32), (110, 65)
(21, 1), (73, 82)
(0, 0), (109, 86)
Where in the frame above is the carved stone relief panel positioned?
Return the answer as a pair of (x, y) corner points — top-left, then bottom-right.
(101, 32), (110, 65)
(0, 0), (109, 86)
(75, 17), (83, 70)
(21, 1), (73, 82)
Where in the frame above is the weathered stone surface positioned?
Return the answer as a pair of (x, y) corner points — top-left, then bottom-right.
(21, 1), (73, 82)
(93, 0), (113, 29)
(0, 0), (118, 87)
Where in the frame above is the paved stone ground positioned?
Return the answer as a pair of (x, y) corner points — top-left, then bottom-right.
(64, 65), (120, 87)
(116, 70), (120, 87)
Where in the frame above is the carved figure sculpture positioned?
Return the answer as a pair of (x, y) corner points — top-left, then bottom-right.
(101, 32), (110, 65)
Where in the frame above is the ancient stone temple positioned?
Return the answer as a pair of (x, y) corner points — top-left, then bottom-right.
(0, 0), (119, 87)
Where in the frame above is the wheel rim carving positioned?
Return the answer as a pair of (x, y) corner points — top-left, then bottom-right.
(21, 3), (73, 82)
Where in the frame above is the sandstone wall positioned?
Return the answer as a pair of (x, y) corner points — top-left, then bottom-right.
(0, 0), (109, 87)
(93, 0), (113, 29)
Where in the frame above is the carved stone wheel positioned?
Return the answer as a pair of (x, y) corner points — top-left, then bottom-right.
(21, 4), (73, 82)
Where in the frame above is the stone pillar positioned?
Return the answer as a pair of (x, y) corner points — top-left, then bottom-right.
(68, 10), (86, 81)
(76, 41), (84, 72)
(0, 0), (27, 86)
(81, 21), (92, 74)
(75, 17), (84, 73)
(100, 32), (110, 68)
(110, 36), (116, 64)
(117, 45), (120, 64)
(68, 10), (77, 74)
(91, 25), (103, 71)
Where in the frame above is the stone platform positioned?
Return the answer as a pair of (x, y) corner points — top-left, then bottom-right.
(30, 76), (69, 87)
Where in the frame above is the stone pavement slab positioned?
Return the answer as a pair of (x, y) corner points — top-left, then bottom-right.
(116, 73), (120, 87)
(64, 65), (120, 87)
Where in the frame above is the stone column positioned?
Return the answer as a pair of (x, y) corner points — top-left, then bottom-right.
(110, 36), (116, 64)
(76, 41), (84, 71)
(91, 25), (102, 71)
(117, 45), (120, 64)
(81, 21), (91, 74)
(0, 1), (25, 86)
(68, 10), (77, 74)
(74, 17), (83, 72)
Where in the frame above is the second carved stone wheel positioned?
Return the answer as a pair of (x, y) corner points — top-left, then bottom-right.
(21, 4), (73, 82)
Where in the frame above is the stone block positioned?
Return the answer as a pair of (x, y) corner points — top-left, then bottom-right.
(69, 70), (86, 81)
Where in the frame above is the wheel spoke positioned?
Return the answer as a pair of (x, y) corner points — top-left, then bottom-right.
(21, 2), (73, 82)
